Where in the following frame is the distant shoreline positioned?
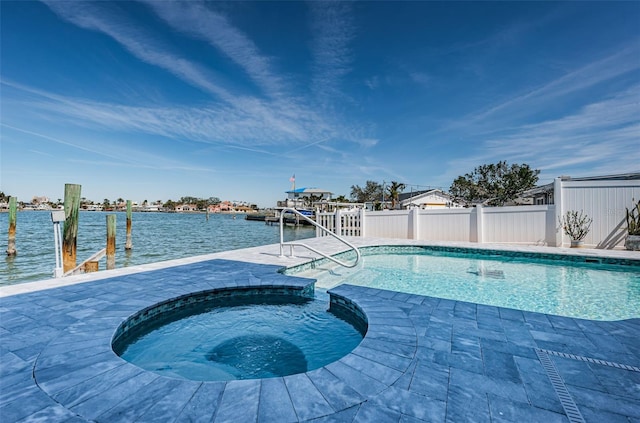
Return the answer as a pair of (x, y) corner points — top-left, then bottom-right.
(0, 209), (266, 214)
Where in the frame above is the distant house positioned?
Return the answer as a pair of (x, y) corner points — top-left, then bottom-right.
(175, 204), (198, 212)
(141, 203), (160, 212)
(278, 187), (333, 209)
(518, 172), (640, 205)
(517, 183), (554, 205)
(399, 189), (461, 209)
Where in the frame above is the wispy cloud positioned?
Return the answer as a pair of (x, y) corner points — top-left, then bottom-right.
(2, 121), (213, 172)
(409, 71), (431, 88)
(35, 0), (374, 154)
(309, 1), (355, 107)
(41, 0), (231, 101)
(140, 0), (288, 101)
(443, 83), (640, 183)
(451, 45), (640, 132)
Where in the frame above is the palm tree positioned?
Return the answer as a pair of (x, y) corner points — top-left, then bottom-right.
(387, 181), (406, 209)
(305, 194), (321, 208)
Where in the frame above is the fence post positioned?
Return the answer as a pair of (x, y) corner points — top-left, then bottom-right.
(476, 204), (484, 243)
(106, 214), (116, 270)
(62, 184), (81, 273)
(6, 197), (17, 256)
(335, 209), (342, 236)
(410, 208), (419, 239)
(125, 200), (133, 250)
(359, 208), (366, 237)
(553, 177), (564, 247)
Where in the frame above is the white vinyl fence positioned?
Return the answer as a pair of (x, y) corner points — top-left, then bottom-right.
(316, 177), (640, 249)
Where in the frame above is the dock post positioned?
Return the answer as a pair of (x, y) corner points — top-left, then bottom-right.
(125, 200), (133, 250)
(6, 197), (17, 256)
(84, 261), (99, 273)
(106, 214), (116, 270)
(62, 184), (81, 273)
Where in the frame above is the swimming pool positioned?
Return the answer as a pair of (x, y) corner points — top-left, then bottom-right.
(286, 246), (640, 321)
(113, 291), (365, 381)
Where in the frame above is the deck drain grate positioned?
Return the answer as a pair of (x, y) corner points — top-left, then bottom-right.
(538, 349), (640, 372)
(535, 349), (586, 423)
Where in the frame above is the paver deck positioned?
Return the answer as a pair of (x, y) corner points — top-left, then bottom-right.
(1, 238), (639, 422)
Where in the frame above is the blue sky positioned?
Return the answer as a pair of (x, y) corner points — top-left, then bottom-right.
(1, 1), (638, 207)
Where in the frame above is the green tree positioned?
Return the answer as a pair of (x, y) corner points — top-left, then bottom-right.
(334, 195), (350, 203)
(102, 198), (110, 210)
(163, 199), (176, 210)
(386, 181), (406, 209)
(449, 161), (540, 206)
(180, 196), (199, 205)
(350, 181), (383, 203)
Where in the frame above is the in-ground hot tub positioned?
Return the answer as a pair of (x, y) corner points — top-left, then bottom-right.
(112, 286), (367, 381)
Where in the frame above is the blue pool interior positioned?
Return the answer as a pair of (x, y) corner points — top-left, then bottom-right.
(286, 246), (640, 321)
(113, 292), (366, 381)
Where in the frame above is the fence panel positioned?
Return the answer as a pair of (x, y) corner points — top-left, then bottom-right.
(340, 210), (362, 237)
(316, 212), (335, 237)
(418, 209), (473, 241)
(560, 180), (640, 248)
(365, 210), (411, 239)
(482, 206), (552, 245)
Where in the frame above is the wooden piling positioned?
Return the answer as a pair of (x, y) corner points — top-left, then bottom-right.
(125, 200), (133, 250)
(62, 184), (81, 273)
(206, 207), (209, 221)
(6, 197), (17, 256)
(106, 214), (116, 270)
(84, 261), (99, 273)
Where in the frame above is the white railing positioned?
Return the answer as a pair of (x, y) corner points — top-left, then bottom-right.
(279, 208), (361, 268)
(316, 209), (364, 237)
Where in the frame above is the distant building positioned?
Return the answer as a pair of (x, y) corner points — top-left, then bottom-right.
(85, 204), (103, 211)
(277, 187), (333, 209)
(32, 196), (50, 204)
(175, 204), (198, 212)
(399, 189), (461, 209)
(140, 203), (161, 212)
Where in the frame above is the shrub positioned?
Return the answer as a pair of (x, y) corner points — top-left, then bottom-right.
(626, 199), (640, 236)
(561, 210), (592, 241)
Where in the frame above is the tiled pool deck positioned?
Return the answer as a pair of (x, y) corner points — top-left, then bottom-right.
(1, 238), (639, 422)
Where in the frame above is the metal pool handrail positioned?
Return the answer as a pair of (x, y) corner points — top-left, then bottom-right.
(279, 207), (361, 268)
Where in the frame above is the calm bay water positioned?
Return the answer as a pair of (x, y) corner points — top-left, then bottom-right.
(1, 211), (314, 285)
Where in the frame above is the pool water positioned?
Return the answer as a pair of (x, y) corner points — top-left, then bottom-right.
(114, 294), (364, 381)
(292, 251), (640, 321)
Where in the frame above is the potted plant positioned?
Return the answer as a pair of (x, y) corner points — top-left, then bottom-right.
(625, 199), (640, 251)
(561, 210), (592, 248)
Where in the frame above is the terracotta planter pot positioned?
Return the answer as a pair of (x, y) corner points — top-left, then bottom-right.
(625, 235), (640, 251)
